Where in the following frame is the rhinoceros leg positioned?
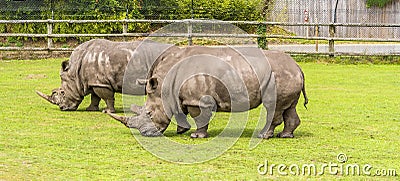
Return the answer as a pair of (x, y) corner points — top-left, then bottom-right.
(188, 96), (217, 138)
(187, 106), (212, 138)
(257, 73), (277, 139)
(93, 87), (115, 113)
(277, 106), (300, 138)
(86, 93), (101, 111)
(264, 110), (284, 138)
(175, 113), (191, 134)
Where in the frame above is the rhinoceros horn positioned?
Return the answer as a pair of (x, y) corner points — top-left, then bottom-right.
(108, 113), (133, 128)
(108, 113), (162, 137)
(36, 90), (57, 105)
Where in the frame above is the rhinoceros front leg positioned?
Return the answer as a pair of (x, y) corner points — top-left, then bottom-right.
(86, 93), (101, 111)
(188, 106), (211, 138)
(93, 87), (115, 113)
(187, 96), (216, 138)
(175, 113), (191, 134)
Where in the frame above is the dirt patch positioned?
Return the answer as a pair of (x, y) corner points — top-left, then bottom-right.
(25, 74), (47, 79)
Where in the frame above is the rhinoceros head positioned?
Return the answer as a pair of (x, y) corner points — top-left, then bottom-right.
(36, 88), (63, 105)
(36, 60), (83, 111)
(108, 77), (170, 136)
(36, 87), (82, 111)
(108, 108), (163, 137)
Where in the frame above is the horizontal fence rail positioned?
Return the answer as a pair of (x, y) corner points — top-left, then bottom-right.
(1, 19), (400, 56)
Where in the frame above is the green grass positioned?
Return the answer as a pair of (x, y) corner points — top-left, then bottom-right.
(0, 58), (399, 180)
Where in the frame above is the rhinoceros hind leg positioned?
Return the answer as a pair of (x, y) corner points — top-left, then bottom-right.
(86, 93), (101, 111)
(257, 73), (277, 139)
(258, 130), (274, 139)
(277, 132), (294, 138)
(257, 110), (285, 138)
(93, 87), (115, 113)
(277, 106), (300, 138)
(264, 110), (285, 138)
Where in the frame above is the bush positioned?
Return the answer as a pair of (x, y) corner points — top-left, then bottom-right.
(366, 0), (393, 7)
(1, 0), (266, 41)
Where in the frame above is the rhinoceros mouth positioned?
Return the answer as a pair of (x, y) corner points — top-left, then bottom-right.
(59, 106), (78, 111)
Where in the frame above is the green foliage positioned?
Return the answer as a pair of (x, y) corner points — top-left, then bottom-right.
(366, 0), (393, 7)
(257, 24), (267, 49)
(0, 0), (266, 42)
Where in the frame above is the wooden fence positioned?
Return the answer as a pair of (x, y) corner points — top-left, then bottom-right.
(271, 0), (400, 39)
(0, 19), (400, 56)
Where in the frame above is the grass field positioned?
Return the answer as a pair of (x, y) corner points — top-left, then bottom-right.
(0, 58), (399, 180)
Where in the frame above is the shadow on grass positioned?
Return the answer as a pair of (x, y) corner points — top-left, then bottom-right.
(162, 127), (313, 139)
(73, 106), (128, 114)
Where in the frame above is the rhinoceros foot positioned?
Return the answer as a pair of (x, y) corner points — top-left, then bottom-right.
(277, 132), (294, 138)
(102, 108), (116, 114)
(177, 125), (190, 134)
(257, 131), (274, 139)
(190, 131), (208, 138)
(86, 105), (100, 111)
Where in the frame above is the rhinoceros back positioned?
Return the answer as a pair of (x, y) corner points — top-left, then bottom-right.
(151, 46), (273, 117)
(122, 40), (175, 95)
(67, 39), (140, 95)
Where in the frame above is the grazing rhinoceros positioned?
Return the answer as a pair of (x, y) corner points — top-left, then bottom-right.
(108, 46), (308, 139)
(36, 39), (174, 113)
(110, 47), (308, 138)
(125, 49), (308, 138)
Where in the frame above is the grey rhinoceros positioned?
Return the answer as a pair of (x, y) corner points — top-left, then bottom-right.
(36, 39), (174, 113)
(108, 46), (307, 139)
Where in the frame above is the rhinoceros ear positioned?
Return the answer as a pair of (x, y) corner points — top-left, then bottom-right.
(146, 77), (158, 93)
(61, 60), (70, 72)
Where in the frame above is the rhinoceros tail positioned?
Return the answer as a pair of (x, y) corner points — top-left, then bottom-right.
(300, 69), (309, 109)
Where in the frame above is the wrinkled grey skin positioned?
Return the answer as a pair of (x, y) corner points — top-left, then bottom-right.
(109, 46), (291, 139)
(112, 48), (308, 138)
(36, 39), (173, 113)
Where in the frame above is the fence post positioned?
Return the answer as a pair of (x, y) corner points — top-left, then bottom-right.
(47, 19), (53, 51)
(187, 20), (193, 46)
(123, 5), (129, 41)
(123, 19), (128, 41)
(329, 24), (335, 56)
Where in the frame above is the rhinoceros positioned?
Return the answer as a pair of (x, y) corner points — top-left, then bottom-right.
(36, 39), (174, 113)
(109, 46), (307, 139)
